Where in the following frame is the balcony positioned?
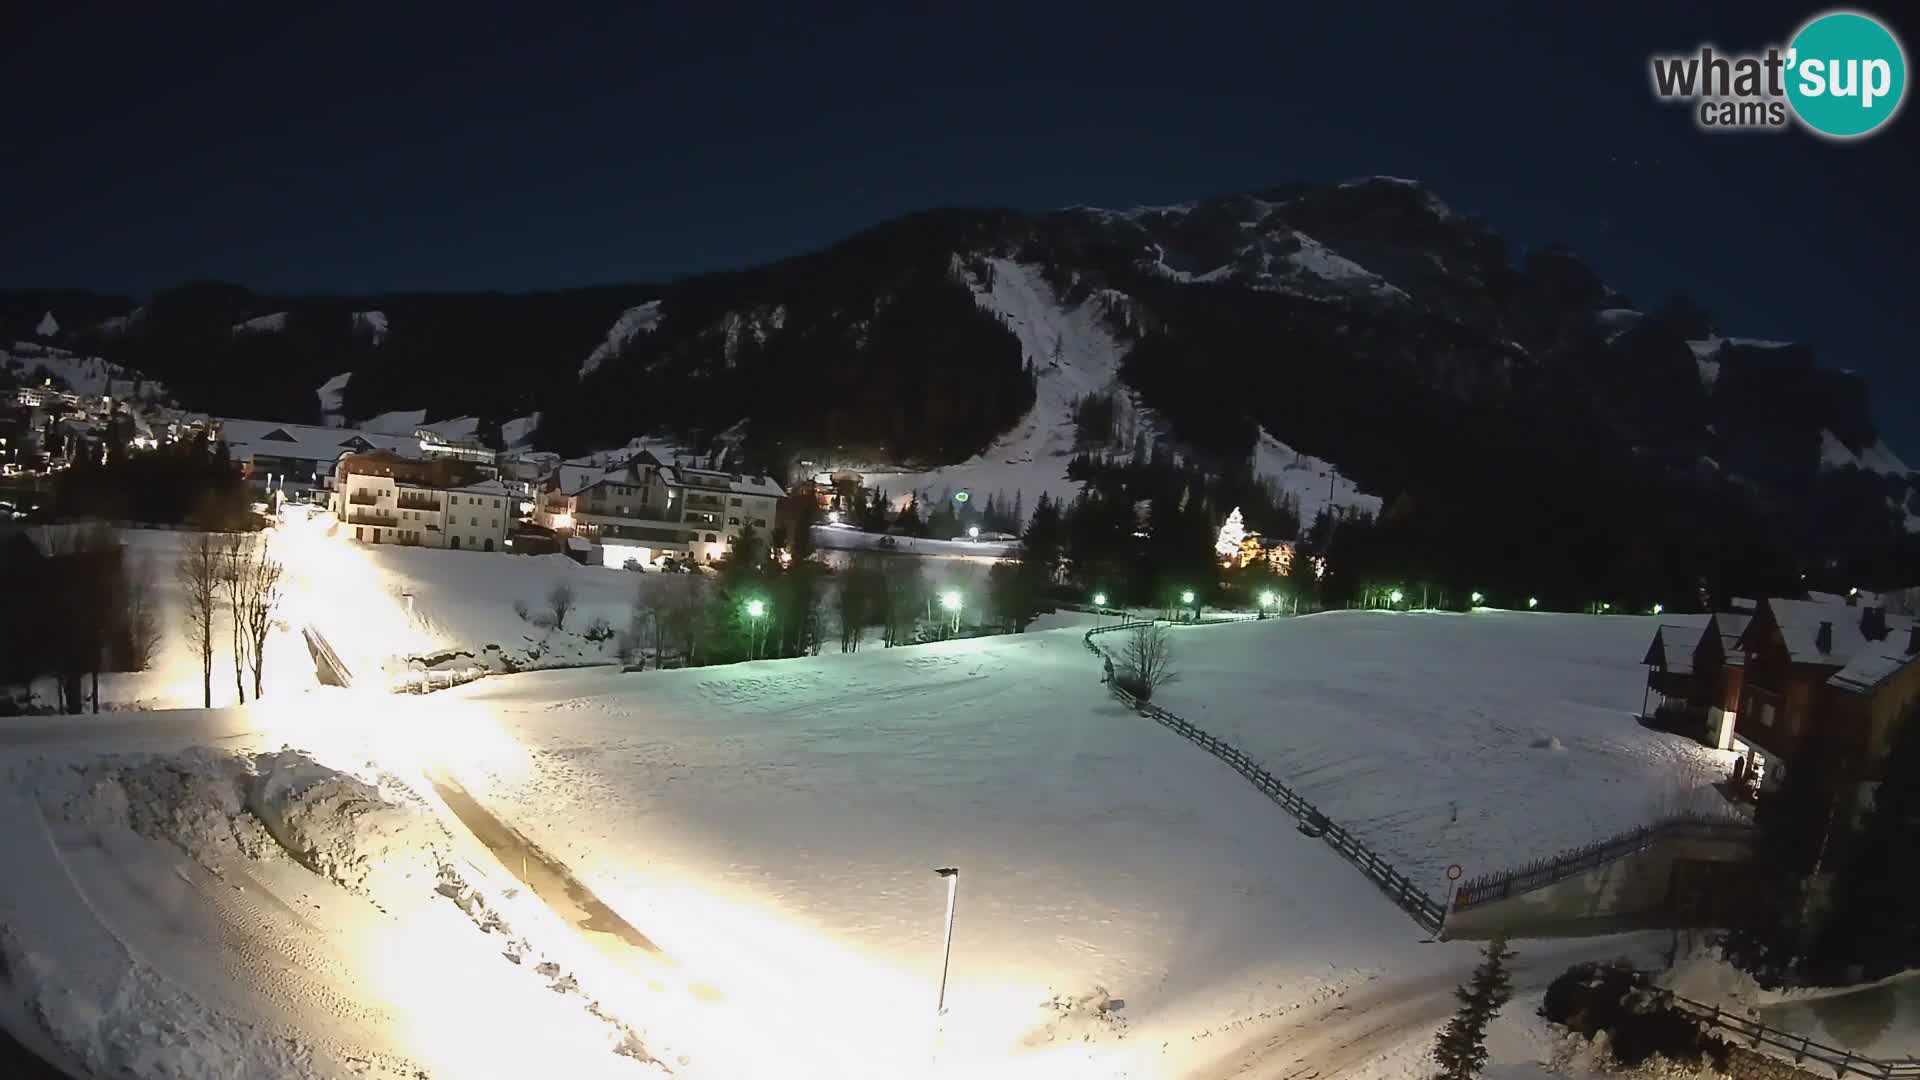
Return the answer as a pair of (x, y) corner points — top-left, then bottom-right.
(348, 510), (397, 527)
(682, 495), (725, 513)
(348, 490), (382, 506)
(396, 494), (440, 512)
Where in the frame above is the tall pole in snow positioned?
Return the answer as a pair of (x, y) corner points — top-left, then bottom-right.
(934, 867), (960, 1015)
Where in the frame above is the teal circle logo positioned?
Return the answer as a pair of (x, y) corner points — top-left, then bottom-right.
(1786, 11), (1907, 138)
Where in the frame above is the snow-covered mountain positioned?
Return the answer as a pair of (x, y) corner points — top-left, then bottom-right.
(4, 177), (1913, 556)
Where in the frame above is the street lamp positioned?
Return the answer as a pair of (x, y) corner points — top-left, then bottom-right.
(827, 510), (840, 525)
(967, 525), (979, 539)
(1652, 603), (1664, 615)
(1389, 588), (1404, 606)
(940, 590), (962, 635)
(1471, 591), (1484, 606)
(1528, 597), (1539, 609)
(1092, 591), (1108, 607)
(745, 598), (767, 659)
(1258, 589), (1275, 619)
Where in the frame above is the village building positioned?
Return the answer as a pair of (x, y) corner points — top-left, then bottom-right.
(330, 449), (511, 551)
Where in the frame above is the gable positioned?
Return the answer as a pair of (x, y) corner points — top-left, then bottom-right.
(260, 427), (297, 442)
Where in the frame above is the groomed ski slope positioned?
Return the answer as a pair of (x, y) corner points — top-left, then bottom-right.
(1153, 611), (1739, 891)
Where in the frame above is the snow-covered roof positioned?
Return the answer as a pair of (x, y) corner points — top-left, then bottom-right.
(1827, 629), (1920, 694)
(668, 464), (784, 499)
(1645, 624), (1697, 673)
(217, 418), (417, 463)
(1763, 599), (1886, 666)
(1711, 613), (1753, 667)
(449, 477), (512, 498)
(1806, 589), (1881, 608)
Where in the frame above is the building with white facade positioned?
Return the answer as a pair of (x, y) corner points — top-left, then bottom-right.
(535, 450), (784, 568)
(331, 450), (512, 551)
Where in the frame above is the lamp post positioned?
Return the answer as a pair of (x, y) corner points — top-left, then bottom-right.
(1258, 590), (1275, 619)
(1181, 589), (1197, 622)
(933, 867), (960, 1015)
(1528, 596), (1539, 610)
(940, 590), (962, 637)
(1092, 592), (1108, 627)
(967, 525), (979, 540)
(1470, 591), (1484, 607)
(746, 598), (767, 659)
(1389, 588), (1404, 609)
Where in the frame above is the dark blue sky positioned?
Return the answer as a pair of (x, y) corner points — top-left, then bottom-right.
(3, 1), (1914, 457)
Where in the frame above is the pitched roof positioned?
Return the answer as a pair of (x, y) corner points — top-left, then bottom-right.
(1827, 634), (1920, 694)
(1764, 598), (1893, 667)
(1712, 612), (1753, 667)
(218, 417), (415, 462)
(1645, 623), (1700, 673)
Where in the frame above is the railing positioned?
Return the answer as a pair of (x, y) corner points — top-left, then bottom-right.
(396, 495), (440, 512)
(1453, 815), (1755, 911)
(1661, 991), (1920, 1080)
(348, 490), (381, 506)
(1084, 621), (1447, 932)
(347, 511), (396, 527)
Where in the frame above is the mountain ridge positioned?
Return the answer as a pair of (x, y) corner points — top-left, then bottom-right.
(4, 176), (1914, 583)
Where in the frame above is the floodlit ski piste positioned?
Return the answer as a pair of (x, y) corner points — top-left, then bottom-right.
(0, 517), (1738, 1079)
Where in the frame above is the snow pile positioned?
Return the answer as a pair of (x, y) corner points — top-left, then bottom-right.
(1153, 612), (1738, 891)
(47, 748), (278, 865)
(4, 742), (669, 1078)
(580, 300), (662, 379)
(864, 257), (1127, 512)
(230, 312), (288, 335)
(248, 750), (443, 895)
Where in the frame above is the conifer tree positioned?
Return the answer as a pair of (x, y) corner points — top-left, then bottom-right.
(1432, 934), (1515, 1080)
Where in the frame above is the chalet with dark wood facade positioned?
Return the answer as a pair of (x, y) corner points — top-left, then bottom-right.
(1731, 597), (1919, 792)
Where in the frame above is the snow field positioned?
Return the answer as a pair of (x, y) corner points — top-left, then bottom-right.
(428, 627), (1623, 1078)
(1150, 611), (1739, 893)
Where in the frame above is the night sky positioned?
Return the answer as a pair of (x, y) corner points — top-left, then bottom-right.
(3, 2), (1914, 456)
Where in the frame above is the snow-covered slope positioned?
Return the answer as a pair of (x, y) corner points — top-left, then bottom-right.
(34, 310), (58, 337)
(579, 301), (662, 380)
(351, 309), (388, 345)
(1, 342), (168, 401)
(1252, 429), (1382, 524)
(231, 311), (288, 335)
(863, 258), (1127, 508)
(315, 371), (351, 427)
(1155, 611), (1737, 892)
(1821, 429), (1914, 478)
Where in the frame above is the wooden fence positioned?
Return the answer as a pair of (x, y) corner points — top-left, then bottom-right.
(1084, 621), (1447, 932)
(1662, 991), (1920, 1080)
(1452, 815), (1755, 911)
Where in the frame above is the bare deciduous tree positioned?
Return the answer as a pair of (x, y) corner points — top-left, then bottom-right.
(176, 532), (221, 708)
(114, 553), (162, 673)
(1118, 622), (1176, 700)
(835, 554), (881, 653)
(219, 535), (249, 703)
(548, 581), (577, 630)
(226, 536), (285, 700)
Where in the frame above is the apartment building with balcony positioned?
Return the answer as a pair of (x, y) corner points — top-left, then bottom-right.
(331, 450), (512, 551)
(533, 449), (784, 568)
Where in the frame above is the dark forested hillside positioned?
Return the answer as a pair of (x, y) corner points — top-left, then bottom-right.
(6, 177), (1913, 589)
